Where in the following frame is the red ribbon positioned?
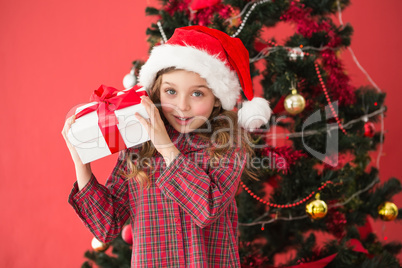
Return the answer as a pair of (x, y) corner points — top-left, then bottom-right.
(265, 238), (372, 268)
(75, 85), (147, 154)
(266, 254), (336, 268)
(284, 254), (337, 268)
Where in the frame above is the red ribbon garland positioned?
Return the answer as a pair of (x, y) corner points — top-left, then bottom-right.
(75, 85), (147, 154)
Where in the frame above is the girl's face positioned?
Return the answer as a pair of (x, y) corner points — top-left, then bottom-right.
(159, 70), (219, 133)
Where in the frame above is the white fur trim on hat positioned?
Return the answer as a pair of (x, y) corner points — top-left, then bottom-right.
(238, 97), (272, 131)
(138, 45), (241, 110)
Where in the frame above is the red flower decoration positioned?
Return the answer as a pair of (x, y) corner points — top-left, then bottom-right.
(193, 4), (232, 26)
(262, 146), (307, 174)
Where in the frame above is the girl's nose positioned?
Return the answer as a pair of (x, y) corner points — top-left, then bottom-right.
(177, 97), (190, 111)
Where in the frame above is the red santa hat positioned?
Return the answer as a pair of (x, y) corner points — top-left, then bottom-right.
(139, 25), (271, 131)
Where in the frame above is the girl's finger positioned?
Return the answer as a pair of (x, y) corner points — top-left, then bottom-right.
(141, 97), (160, 125)
(135, 113), (151, 133)
(140, 97), (153, 121)
(62, 115), (75, 138)
(62, 115), (78, 151)
(70, 114), (76, 124)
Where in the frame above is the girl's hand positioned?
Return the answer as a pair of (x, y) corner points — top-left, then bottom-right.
(61, 115), (86, 166)
(62, 115), (92, 190)
(135, 96), (179, 166)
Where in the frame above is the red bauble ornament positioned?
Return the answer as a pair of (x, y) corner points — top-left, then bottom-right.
(364, 122), (375, 137)
(122, 224), (133, 245)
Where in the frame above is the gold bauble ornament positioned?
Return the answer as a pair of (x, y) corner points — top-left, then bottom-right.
(378, 202), (398, 221)
(306, 193), (328, 220)
(284, 89), (306, 115)
(91, 237), (109, 252)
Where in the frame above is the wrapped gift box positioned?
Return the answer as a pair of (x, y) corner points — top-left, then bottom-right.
(67, 85), (150, 164)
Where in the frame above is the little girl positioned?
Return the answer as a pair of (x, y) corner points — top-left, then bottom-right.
(62, 26), (271, 267)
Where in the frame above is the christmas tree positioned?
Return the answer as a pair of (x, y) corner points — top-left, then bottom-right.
(81, 0), (402, 267)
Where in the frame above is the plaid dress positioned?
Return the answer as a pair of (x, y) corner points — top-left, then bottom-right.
(69, 126), (246, 267)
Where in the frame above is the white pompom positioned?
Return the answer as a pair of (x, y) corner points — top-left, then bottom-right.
(238, 97), (272, 131)
(123, 73), (137, 89)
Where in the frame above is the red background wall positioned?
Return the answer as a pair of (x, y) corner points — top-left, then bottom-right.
(1, 0), (401, 267)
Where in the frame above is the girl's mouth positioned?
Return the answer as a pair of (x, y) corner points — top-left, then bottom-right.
(173, 115), (193, 125)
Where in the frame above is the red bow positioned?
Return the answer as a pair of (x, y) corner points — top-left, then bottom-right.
(76, 85), (147, 154)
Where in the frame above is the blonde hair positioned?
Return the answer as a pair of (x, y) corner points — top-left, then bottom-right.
(123, 68), (256, 188)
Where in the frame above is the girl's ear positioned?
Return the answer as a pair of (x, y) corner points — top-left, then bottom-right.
(214, 98), (221, 108)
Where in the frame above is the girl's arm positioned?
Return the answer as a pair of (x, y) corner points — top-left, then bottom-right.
(61, 115), (92, 190)
(68, 153), (131, 243)
(63, 115), (131, 243)
(156, 147), (246, 229)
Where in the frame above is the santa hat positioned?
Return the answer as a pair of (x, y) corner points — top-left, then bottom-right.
(139, 25), (271, 131)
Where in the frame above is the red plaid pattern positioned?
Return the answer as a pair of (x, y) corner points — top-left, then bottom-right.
(69, 126), (246, 267)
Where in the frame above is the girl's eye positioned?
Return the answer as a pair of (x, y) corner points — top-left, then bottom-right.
(165, 89), (176, 95)
(192, 91), (203, 97)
